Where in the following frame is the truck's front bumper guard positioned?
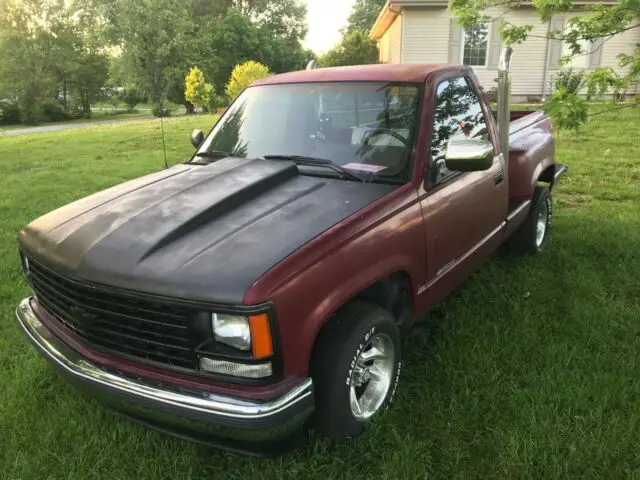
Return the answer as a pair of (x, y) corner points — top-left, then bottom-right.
(15, 297), (314, 454)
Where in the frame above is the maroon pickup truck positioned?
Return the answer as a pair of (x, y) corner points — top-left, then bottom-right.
(16, 51), (566, 455)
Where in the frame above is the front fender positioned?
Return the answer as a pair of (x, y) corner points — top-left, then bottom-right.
(245, 188), (426, 377)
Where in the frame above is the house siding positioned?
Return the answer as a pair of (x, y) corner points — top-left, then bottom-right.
(478, 8), (550, 98)
(390, 14), (403, 64)
(379, 29), (390, 63)
(395, 6), (639, 97)
(379, 14), (403, 64)
(402, 7), (550, 97)
(402, 8), (450, 64)
(600, 26), (640, 94)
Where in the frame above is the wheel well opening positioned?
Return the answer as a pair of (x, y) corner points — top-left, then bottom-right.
(354, 272), (413, 327)
(309, 272), (413, 375)
(538, 165), (556, 186)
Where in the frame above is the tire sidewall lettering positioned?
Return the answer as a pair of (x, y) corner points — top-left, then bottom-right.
(387, 360), (401, 407)
(345, 326), (376, 386)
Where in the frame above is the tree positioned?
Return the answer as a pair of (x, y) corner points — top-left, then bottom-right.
(184, 67), (215, 111)
(108, 0), (191, 114)
(229, 0), (308, 41)
(120, 86), (145, 112)
(71, 49), (109, 117)
(449, 0), (640, 130)
(0, 0), (311, 123)
(188, 7), (309, 92)
(225, 61), (271, 101)
(319, 30), (379, 67)
(346, 0), (387, 33)
(0, 0), (109, 123)
(315, 0), (381, 69)
(166, 68), (194, 113)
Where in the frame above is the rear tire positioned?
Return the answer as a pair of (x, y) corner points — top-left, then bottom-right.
(509, 186), (552, 254)
(310, 302), (401, 439)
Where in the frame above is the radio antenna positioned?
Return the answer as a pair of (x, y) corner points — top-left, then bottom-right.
(160, 114), (169, 169)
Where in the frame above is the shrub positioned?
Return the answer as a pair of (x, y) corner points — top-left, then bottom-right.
(0, 101), (21, 125)
(484, 87), (498, 104)
(120, 87), (145, 112)
(152, 104), (171, 117)
(207, 94), (227, 112)
(225, 61), (271, 101)
(553, 68), (585, 94)
(20, 101), (44, 124)
(65, 103), (85, 120)
(41, 101), (69, 122)
(185, 66), (215, 111)
(584, 67), (629, 101)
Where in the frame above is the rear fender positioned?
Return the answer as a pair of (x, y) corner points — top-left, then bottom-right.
(508, 122), (555, 201)
(531, 157), (556, 189)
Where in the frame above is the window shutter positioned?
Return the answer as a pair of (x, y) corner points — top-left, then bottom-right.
(588, 37), (604, 70)
(449, 18), (463, 64)
(547, 17), (565, 70)
(487, 20), (502, 69)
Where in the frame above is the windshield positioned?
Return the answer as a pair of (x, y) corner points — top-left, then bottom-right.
(196, 82), (421, 181)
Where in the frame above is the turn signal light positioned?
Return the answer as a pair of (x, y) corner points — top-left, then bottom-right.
(248, 313), (273, 359)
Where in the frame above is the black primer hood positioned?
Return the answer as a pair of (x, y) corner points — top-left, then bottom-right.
(19, 157), (395, 304)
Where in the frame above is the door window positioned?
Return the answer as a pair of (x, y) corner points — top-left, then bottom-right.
(428, 77), (491, 186)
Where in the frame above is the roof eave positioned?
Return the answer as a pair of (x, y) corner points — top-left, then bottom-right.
(369, 2), (402, 41)
(368, 0), (619, 39)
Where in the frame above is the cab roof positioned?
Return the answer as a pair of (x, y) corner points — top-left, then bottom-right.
(251, 64), (455, 86)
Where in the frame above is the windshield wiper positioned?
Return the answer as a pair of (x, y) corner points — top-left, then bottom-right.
(263, 155), (365, 182)
(194, 150), (234, 159)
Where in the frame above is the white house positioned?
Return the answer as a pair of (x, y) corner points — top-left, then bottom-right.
(369, 0), (640, 101)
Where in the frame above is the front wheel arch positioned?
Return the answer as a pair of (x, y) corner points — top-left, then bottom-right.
(300, 268), (416, 369)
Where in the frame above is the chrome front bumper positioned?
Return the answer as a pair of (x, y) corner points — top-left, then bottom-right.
(16, 297), (314, 454)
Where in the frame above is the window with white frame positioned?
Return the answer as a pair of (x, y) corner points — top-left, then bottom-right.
(461, 23), (490, 66)
(561, 24), (590, 69)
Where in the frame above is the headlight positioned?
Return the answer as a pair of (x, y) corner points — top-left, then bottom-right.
(211, 312), (274, 359)
(212, 313), (251, 351)
(202, 312), (275, 378)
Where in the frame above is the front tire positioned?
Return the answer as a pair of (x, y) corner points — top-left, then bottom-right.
(509, 186), (552, 254)
(310, 302), (401, 439)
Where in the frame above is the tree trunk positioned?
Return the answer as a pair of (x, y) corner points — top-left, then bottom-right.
(185, 102), (195, 114)
(80, 87), (90, 118)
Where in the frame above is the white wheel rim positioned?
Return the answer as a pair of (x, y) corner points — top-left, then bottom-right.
(349, 333), (395, 421)
(536, 200), (549, 248)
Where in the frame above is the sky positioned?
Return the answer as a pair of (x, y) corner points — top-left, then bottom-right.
(302, 0), (357, 54)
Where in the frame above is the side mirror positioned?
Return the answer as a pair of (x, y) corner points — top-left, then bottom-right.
(444, 137), (494, 172)
(191, 129), (204, 149)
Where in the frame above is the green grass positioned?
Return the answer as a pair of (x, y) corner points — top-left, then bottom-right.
(1, 109), (639, 478)
(0, 110), (154, 132)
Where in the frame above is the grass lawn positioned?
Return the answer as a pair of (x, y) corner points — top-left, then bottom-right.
(1, 109), (639, 479)
(0, 110), (154, 132)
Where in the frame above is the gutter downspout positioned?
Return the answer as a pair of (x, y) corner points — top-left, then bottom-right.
(497, 47), (513, 179)
(541, 19), (552, 101)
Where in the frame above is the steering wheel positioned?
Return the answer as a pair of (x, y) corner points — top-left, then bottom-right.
(362, 128), (411, 148)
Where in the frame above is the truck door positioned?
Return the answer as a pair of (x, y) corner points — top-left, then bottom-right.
(418, 75), (508, 306)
